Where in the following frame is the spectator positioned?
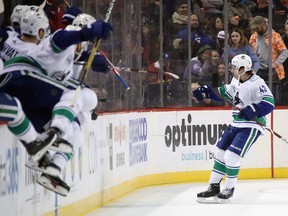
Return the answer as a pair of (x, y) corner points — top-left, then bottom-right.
(176, 13), (216, 49)
(249, 16), (288, 81)
(165, 0), (204, 19)
(227, 0), (253, 37)
(282, 19), (288, 77)
(202, 0), (224, 18)
(164, 3), (203, 79)
(164, 0), (205, 50)
(255, 0), (274, 14)
(183, 44), (212, 82)
(216, 30), (225, 57)
(205, 15), (224, 39)
(146, 52), (173, 84)
(45, 0), (69, 32)
(164, 1), (190, 53)
(212, 60), (226, 87)
(279, 19), (288, 105)
(201, 49), (221, 85)
(141, 23), (161, 67)
(227, 28), (260, 74)
(143, 53), (173, 107)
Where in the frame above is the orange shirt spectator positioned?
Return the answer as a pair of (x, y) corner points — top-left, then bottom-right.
(249, 16), (288, 80)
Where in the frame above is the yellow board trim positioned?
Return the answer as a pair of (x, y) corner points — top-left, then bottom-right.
(44, 167), (288, 216)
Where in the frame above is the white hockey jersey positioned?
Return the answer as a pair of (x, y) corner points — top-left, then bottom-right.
(27, 35), (75, 81)
(0, 31), (37, 61)
(218, 75), (275, 133)
(3, 34), (75, 82)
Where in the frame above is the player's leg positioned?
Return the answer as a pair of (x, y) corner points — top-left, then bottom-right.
(217, 127), (261, 202)
(197, 125), (234, 203)
(0, 92), (57, 161)
(37, 172), (70, 196)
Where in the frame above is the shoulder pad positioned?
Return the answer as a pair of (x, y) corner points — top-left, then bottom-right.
(250, 74), (261, 82)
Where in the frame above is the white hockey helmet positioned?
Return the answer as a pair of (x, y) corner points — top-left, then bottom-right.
(10, 5), (29, 25)
(20, 10), (50, 40)
(66, 13), (95, 60)
(65, 24), (81, 31)
(231, 54), (252, 73)
(72, 13), (96, 27)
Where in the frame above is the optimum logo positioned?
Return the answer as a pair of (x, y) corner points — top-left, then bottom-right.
(165, 114), (227, 152)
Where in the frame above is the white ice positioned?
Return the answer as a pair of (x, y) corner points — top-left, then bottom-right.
(85, 179), (288, 216)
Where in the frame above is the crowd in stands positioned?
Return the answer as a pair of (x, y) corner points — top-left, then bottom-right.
(141, 0), (288, 107)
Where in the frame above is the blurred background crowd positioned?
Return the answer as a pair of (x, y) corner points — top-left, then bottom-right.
(3, 0), (288, 111)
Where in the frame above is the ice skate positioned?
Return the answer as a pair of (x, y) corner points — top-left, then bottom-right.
(23, 127), (59, 162)
(48, 137), (73, 153)
(25, 152), (61, 177)
(37, 173), (70, 197)
(197, 183), (220, 204)
(217, 188), (234, 203)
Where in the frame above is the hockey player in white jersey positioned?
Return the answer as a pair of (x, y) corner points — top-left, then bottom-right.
(1, 7), (49, 61)
(1, 9), (73, 152)
(196, 54), (275, 203)
(29, 13), (110, 196)
(1, 9), (112, 196)
(28, 13), (109, 196)
(0, 5), (60, 162)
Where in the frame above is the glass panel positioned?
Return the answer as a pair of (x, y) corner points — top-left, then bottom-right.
(6, 0), (288, 110)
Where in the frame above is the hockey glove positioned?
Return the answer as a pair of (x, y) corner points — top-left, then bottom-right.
(62, 6), (81, 24)
(81, 20), (113, 41)
(238, 104), (260, 121)
(92, 52), (109, 73)
(193, 85), (223, 102)
(193, 87), (205, 101)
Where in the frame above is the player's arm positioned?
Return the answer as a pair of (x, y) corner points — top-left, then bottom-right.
(50, 20), (112, 51)
(238, 84), (275, 121)
(192, 85), (225, 105)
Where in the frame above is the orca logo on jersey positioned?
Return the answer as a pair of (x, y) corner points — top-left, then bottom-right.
(51, 70), (68, 81)
(233, 92), (243, 106)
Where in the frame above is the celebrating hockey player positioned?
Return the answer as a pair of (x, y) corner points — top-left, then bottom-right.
(196, 54), (275, 203)
(1, 6), (49, 61)
(1, 7), (112, 196)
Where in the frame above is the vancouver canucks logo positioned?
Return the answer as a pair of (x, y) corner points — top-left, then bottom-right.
(233, 92), (242, 106)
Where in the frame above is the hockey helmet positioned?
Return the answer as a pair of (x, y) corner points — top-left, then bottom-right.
(11, 5), (39, 26)
(20, 10), (50, 40)
(72, 13), (96, 27)
(231, 54), (252, 73)
(10, 5), (29, 26)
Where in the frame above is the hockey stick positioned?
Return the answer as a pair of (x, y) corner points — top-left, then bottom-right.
(71, 0), (116, 106)
(259, 123), (288, 144)
(164, 71), (180, 79)
(99, 50), (130, 90)
(114, 67), (180, 79)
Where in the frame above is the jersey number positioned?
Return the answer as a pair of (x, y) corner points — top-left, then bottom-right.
(259, 85), (267, 93)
